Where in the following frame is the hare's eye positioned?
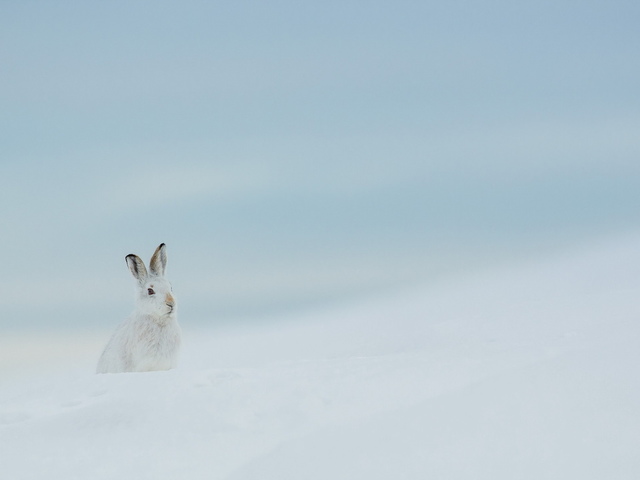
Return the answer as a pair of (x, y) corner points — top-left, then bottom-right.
(147, 288), (155, 295)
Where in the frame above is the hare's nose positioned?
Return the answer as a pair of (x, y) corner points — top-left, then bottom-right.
(165, 293), (175, 306)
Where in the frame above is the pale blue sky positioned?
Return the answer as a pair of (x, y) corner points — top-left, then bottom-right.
(2, 1), (640, 330)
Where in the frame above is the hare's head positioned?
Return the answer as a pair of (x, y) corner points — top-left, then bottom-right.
(126, 243), (176, 319)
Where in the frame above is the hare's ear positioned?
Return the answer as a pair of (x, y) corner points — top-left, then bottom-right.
(149, 243), (167, 277)
(126, 254), (148, 283)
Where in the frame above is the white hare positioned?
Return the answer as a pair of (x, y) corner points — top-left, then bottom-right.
(96, 243), (181, 374)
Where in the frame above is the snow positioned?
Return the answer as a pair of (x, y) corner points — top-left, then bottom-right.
(2, 235), (640, 479)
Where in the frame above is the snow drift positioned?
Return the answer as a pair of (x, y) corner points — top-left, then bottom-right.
(1, 235), (640, 479)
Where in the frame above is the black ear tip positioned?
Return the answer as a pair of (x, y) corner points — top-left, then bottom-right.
(159, 243), (166, 248)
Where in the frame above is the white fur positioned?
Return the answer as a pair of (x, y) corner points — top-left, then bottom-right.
(97, 244), (182, 374)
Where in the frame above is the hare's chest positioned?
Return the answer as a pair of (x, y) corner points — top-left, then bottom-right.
(130, 320), (182, 372)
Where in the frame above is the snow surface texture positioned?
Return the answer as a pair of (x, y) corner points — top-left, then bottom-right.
(1, 236), (640, 479)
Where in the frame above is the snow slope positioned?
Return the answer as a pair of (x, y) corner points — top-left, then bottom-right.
(1, 235), (640, 479)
